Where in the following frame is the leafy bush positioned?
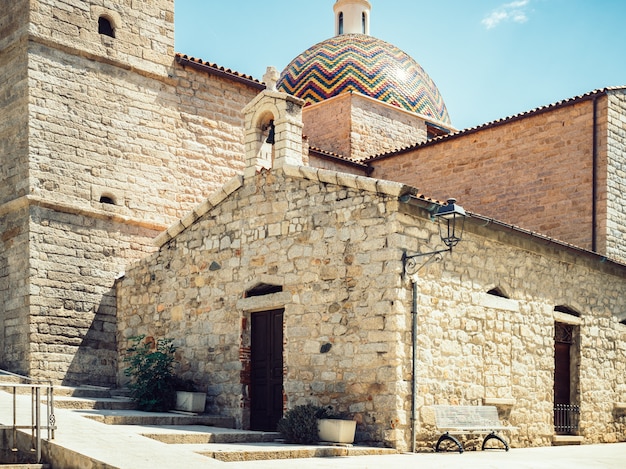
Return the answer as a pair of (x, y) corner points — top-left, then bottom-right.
(277, 404), (330, 444)
(123, 335), (177, 412)
(318, 405), (351, 420)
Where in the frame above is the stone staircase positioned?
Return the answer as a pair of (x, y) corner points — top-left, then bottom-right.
(2, 381), (397, 466)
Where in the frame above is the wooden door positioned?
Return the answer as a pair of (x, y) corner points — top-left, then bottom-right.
(250, 309), (284, 431)
(554, 341), (571, 405)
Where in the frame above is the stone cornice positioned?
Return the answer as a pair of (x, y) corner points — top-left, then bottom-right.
(0, 195), (166, 232)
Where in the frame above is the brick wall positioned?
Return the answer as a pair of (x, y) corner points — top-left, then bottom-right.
(303, 95), (352, 158)
(372, 99), (601, 253)
(303, 93), (429, 161)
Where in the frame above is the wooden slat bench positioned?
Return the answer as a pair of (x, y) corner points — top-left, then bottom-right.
(432, 405), (516, 453)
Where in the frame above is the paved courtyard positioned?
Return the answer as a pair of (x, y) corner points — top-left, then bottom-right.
(235, 442), (626, 469)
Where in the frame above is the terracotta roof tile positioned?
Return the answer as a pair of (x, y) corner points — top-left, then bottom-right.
(175, 53), (265, 89)
(367, 86), (626, 162)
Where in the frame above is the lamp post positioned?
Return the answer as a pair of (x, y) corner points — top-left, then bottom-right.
(402, 198), (466, 453)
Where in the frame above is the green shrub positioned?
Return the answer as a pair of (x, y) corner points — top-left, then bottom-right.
(123, 335), (177, 412)
(277, 404), (330, 444)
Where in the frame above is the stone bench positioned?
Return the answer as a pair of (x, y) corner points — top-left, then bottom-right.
(432, 405), (516, 453)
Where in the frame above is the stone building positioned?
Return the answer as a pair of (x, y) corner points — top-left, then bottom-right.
(0, 0), (260, 385)
(116, 84), (626, 451)
(1, 0), (626, 452)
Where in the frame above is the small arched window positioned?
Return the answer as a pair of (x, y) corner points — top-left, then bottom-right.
(98, 16), (115, 38)
(362, 12), (367, 33)
(246, 283), (283, 297)
(338, 12), (344, 34)
(487, 287), (508, 298)
(99, 195), (116, 205)
(554, 305), (580, 317)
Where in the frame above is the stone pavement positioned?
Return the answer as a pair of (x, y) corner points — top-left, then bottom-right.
(1, 388), (624, 468)
(237, 442), (626, 468)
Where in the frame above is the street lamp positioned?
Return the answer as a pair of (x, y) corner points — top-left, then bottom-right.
(401, 198), (466, 275)
(401, 197), (467, 452)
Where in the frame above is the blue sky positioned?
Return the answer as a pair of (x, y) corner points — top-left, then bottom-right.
(174, 1), (626, 130)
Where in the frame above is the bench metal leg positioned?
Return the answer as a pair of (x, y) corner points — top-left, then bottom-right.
(482, 432), (509, 451)
(435, 432), (464, 453)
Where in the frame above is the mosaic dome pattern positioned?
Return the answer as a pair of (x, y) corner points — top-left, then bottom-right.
(277, 34), (450, 124)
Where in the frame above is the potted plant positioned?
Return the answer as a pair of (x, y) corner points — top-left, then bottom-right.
(317, 406), (357, 444)
(277, 404), (327, 444)
(174, 378), (206, 413)
(277, 404), (357, 445)
(123, 335), (177, 412)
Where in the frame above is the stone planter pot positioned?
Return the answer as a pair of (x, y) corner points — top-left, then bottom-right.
(317, 418), (356, 444)
(175, 391), (206, 413)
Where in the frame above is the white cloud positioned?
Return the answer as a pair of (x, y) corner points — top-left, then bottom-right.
(482, 0), (531, 29)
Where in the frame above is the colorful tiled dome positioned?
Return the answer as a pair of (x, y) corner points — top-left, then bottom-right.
(277, 34), (450, 124)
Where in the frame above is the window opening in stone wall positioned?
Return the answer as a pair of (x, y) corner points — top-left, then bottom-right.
(246, 283), (283, 297)
(99, 195), (116, 205)
(487, 288), (508, 298)
(98, 16), (115, 38)
(554, 305), (580, 317)
(338, 12), (344, 34)
(362, 12), (367, 33)
(555, 322), (574, 345)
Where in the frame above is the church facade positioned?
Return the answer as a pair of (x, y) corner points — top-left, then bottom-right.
(2, 0), (626, 452)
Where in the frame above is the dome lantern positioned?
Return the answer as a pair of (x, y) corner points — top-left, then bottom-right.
(334, 0), (371, 35)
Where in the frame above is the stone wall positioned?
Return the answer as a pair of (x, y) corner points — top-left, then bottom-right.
(117, 166), (626, 450)
(606, 90), (626, 261)
(0, 205), (30, 374)
(406, 218), (626, 449)
(0, 1), (30, 373)
(27, 204), (161, 385)
(28, 45), (256, 225)
(30, 0), (175, 76)
(117, 168), (410, 447)
(0, 0), (260, 383)
(372, 98), (601, 254)
(0, 1), (29, 205)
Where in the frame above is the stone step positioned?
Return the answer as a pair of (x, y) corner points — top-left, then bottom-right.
(53, 385), (113, 399)
(0, 465), (51, 469)
(139, 426), (279, 444)
(197, 444), (398, 462)
(53, 396), (136, 411)
(79, 410), (236, 428)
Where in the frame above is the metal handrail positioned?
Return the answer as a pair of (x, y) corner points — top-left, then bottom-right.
(0, 370), (56, 463)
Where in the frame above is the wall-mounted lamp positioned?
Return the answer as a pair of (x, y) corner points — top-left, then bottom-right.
(402, 198), (466, 275)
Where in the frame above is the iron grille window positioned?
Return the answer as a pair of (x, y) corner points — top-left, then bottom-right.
(555, 322), (573, 344)
(554, 404), (580, 434)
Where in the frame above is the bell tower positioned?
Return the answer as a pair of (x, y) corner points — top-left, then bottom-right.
(0, 0), (177, 385)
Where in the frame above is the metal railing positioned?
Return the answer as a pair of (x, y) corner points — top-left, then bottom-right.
(0, 370), (56, 463)
(554, 403), (580, 435)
